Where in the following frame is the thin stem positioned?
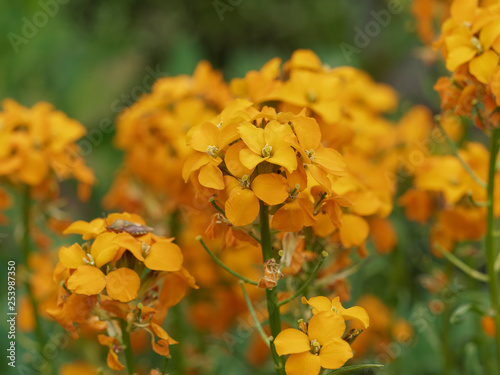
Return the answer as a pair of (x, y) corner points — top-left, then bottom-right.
(119, 319), (137, 375)
(434, 243), (488, 282)
(436, 118), (487, 188)
(161, 355), (171, 374)
(197, 237), (258, 285)
(259, 202), (285, 375)
(484, 126), (500, 372)
(278, 254), (327, 307)
(209, 197), (226, 216)
(22, 186), (52, 375)
(441, 262), (453, 375)
(239, 281), (270, 348)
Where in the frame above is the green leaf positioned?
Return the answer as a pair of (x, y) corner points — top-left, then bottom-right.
(323, 364), (384, 374)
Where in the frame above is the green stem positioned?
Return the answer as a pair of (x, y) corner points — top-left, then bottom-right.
(239, 281), (270, 348)
(161, 355), (171, 374)
(436, 118), (487, 188)
(259, 202), (285, 375)
(278, 254), (326, 307)
(119, 319), (137, 375)
(441, 262), (453, 375)
(22, 186), (52, 375)
(434, 243), (488, 282)
(197, 237), (259, 285)
(485, 126), (500, 372)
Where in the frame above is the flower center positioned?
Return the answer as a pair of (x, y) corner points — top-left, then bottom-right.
(306, 149), (315, 161)
(206, 145), (220, 158)
(262, 143), (272, 157)
(239, 175), (251, 188)
(470, 37), (483, 53)
(82, 253), (95, 266)
(310, 340), (321, 355)
(307, 89), (317, 103)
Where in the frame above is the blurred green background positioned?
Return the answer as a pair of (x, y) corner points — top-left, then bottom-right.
(3, 1), (486, 375)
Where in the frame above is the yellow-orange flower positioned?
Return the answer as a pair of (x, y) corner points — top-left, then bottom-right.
(274, 311), (353, 375)
(302, 296), (370, 329)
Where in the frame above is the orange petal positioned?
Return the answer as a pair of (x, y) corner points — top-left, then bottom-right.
(268, 145), (298, 173)
(319, 338), (353, 369)
(67, 266), (106, 295)
(240, 146), (266, 170)
(107, 350), (125, 371)
(17, 150), (48, 185)
(271, 201), (304, 232)
(91, 232), (120, 268)
(58, 243), (86, 269)
(292, 116), (321, 150)
(339, 214), (369, 248)
(151, 322), (178, 344)
(274, 328), (310, 356)
(225, 141), (254, 177)
(159, 273), (188, 308)
(144, 240), (183, 272)
(238, 122), (265, 155)
(342, 306), (370, 329)
(301, 296), (332, 314)
(307, 311), (346, 346)
(313, 146), (345, 174)
(284, 352), (322, 375)
(198, 163), (224, 190)
(106, 268), (140, 302)
(251, 173), (289, 205)
(225, 187), (260, 226)
(469, 50), (498, 83)
(450, 0), (477, 24)
(112, 232), (145, 262)
(446, 46), (477, 71)
(63, 218), (106, 240)
(182, 152), (209, 182)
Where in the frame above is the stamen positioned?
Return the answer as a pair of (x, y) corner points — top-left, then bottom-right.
(206, 145), (220, 158)
(262, 143), (272, 157)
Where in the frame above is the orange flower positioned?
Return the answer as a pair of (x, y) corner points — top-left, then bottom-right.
(274, 311), (353, 375)
(182, 99), (253, 190)
(0, 99), (94, 200)
(237, 119), (298, 173)
(57, 213), (187, 303)
(302, 296), (370, 329)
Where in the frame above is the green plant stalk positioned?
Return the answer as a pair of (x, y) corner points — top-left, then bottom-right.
(22, 186), (52, 375)
(197, 237), (258, 285)
(239, 281), (270, 348)
(259, 202), (285, 375)
(441, 262), (453, 375)
(485, 126), (500, 373)
(119, 319), (137, 375)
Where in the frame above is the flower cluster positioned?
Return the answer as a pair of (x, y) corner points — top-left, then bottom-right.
(434, 0), (500, 128)
(49, 212), (196, 370)
(183, 100), (345, 230)
(0, 99), (95, 201)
